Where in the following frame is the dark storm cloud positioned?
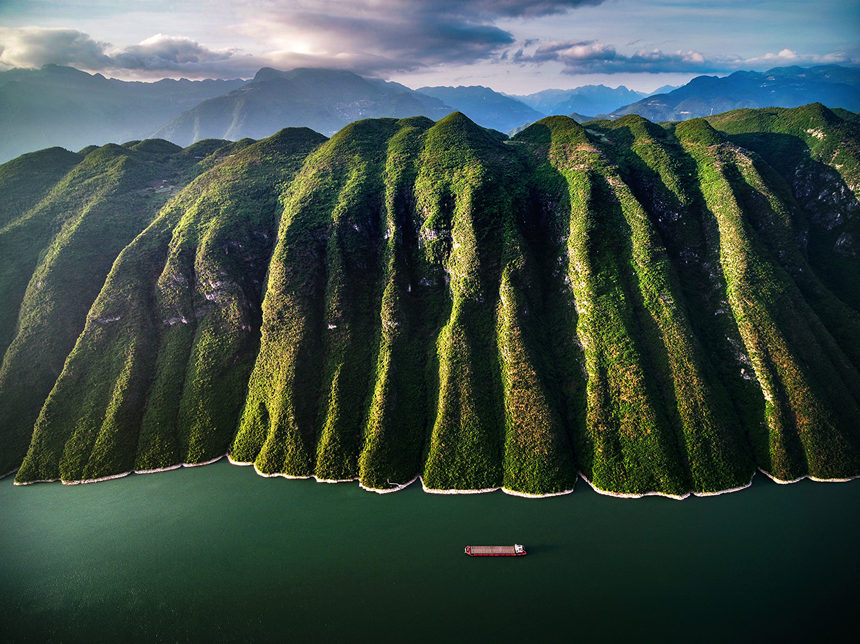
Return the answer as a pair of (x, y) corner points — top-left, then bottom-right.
(432, 0), (605, 18)
(240, 0), (609, 73)
(267, 10), (514, 68)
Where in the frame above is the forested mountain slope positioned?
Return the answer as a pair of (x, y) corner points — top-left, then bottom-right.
(2, 105), (858, 496)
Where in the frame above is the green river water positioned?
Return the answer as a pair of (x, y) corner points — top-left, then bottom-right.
(1, 460), (858, 643)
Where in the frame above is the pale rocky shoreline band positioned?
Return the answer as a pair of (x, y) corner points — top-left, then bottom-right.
(7, 457), (859, 497)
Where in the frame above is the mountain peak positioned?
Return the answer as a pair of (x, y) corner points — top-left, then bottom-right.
(514, 115), (589, 147)
(252, 67), (285, 82)
(674, 117), (724, 145)
(6, 108), (858, 493)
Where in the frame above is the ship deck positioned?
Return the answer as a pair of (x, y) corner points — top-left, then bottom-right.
(466, 545), (523, 556)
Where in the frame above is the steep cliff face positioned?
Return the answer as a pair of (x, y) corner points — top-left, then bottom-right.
(0, 139), (236, 477)
(3, 105), (859, 496)
(706, 104), (860, 310)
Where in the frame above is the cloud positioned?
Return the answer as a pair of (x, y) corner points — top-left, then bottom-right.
(254, 11), (514, 70)
(111, 34), (234, 68)
(108, 34), (267, 76)
(742, 48), (855, 66)
(233, 0), (608, 74)
(0, 27), (112, 70)
(514, 40), (713, 73)
(514, 39), (858, 74)
(0, 27), (265, 77)
(3, 4), (853, 81)
(426, 0), (605, 18)
(0, 2), (609, 77)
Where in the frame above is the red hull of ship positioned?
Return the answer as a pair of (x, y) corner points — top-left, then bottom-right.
(465, 546), (527, 557)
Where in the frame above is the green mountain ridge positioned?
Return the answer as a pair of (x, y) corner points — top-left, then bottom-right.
(1, 105), (858, 496)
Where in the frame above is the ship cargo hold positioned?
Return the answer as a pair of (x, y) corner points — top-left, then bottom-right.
(464, 544), (526, 557)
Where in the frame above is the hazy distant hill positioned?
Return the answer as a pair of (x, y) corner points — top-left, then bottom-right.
(568, 112), (595, 123)
(155, 67), (453, 145)
(610, 65), (860, 121)
(650, 84), (680, 96)
(0, 65), (245, 163)
(4, 63), (856, 163)
(416, 85), (544, 132)
(514, 85), (647, 117)
(3, 106), (859, 495)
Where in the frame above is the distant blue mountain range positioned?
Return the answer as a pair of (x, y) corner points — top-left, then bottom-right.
(0, 63), (856, 162)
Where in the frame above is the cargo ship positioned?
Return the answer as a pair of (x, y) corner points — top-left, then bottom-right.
(464, 544), (526, 557)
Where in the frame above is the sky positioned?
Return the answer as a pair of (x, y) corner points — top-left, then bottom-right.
(0, 0), (857, 93)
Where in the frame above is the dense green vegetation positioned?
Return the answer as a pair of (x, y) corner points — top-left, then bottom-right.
(3, 104), (859, 494)
(0, 140), (231, 476)
(705, 104), (860, 310)
(12, 130), (324, 482)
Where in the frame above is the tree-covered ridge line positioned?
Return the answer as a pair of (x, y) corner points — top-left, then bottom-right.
(2, 104), (858, 496)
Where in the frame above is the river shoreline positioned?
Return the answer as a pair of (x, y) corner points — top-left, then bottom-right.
(10, 455), (229, 486)
(756, 467), (860, 485)
(6, 458), (859, 496)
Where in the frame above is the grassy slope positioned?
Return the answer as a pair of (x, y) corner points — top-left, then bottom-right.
(594, 116), (754, 492)
(15, 131), (323, 482)
(232, 120), (398, 478)
(357, 117), (437, 489)
(706, 104), (860, 309)
(0, 148), (84, 357)
(233, 113), (577, 493)
(518, 118), (690, 495)
(0, 147), (82, 230)
(8, 106), (860, 492)
(494, 179), (578, 494)
(0, 141), (209, 476)
(416, 113), (507, 490)
(676, 118), (860, 481)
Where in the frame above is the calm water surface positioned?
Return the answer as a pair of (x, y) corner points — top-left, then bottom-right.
(1, 461), (858, 642)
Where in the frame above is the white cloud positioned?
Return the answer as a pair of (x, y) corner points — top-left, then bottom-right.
(513, 39), (714, 73)
(513, 38), (858, 74)
(0, 27), (111, 70)
(108, 34), (258, 75)
(0, 27), (265, 77)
